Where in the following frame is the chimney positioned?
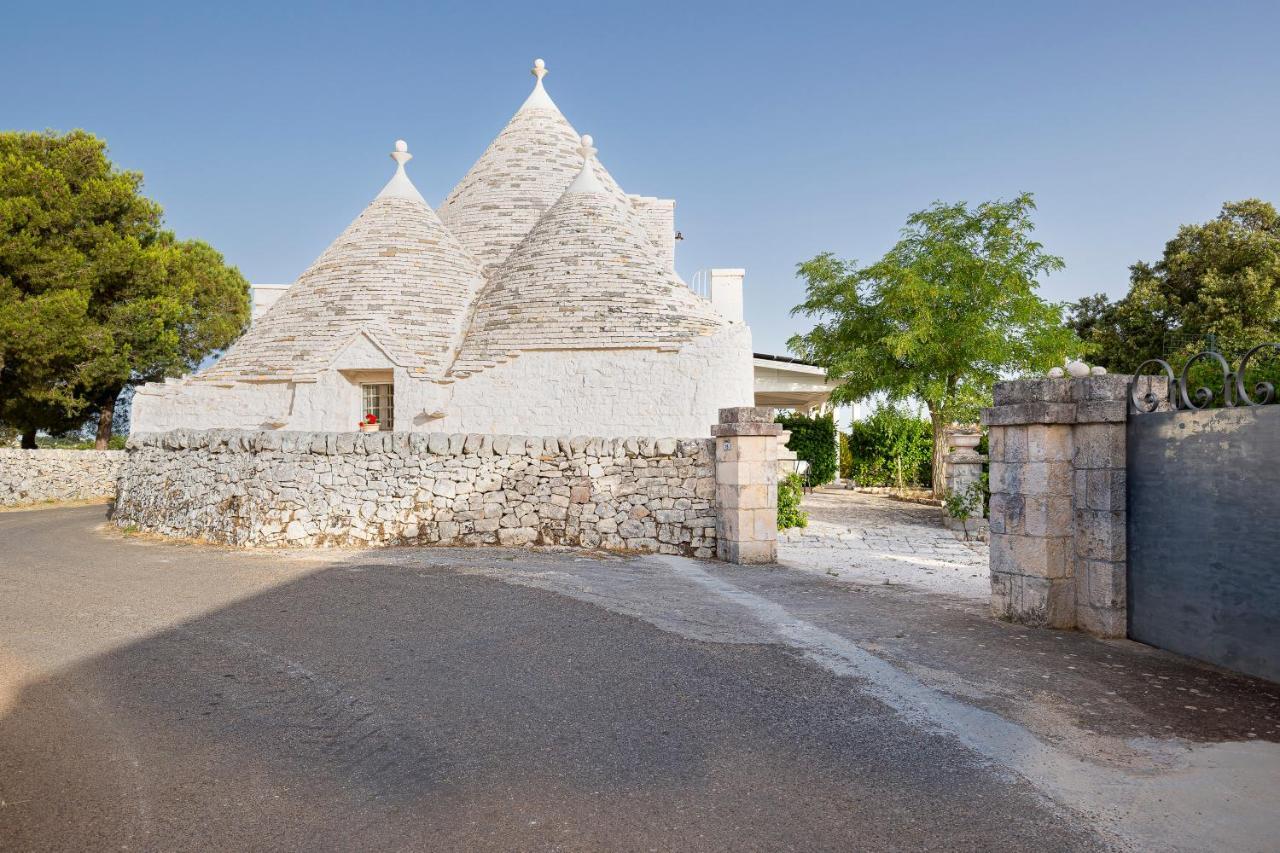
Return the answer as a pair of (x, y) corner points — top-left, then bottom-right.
(708, 268), (745, 324)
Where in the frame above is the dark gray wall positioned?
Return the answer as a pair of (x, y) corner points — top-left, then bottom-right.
(1128, 405), (1280, 682)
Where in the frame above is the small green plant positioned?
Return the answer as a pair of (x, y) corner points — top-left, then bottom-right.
(777, 473), (808, 529)
(943, 480), (985, 520)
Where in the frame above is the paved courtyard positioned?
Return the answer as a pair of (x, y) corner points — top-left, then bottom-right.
(1, 505), (1277, 851)
(779, 489), (988, 598)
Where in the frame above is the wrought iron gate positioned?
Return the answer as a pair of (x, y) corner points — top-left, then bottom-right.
(1127, 346), (1280, 682)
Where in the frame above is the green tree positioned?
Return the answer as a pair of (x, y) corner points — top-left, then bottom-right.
(0, 130), (250, 448)
(1070, 199), (1280, 373)
(788, 193), (1077, 496)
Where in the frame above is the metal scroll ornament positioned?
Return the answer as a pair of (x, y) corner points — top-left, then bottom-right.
(1129, 343), (1280, 413)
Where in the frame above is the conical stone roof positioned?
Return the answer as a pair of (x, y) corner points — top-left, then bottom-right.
(204, 142), (483, 382)
(449, 136), (725, 378)
(438, 59), (632, 275)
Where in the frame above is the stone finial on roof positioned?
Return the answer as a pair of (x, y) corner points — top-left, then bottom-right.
(567, 134), (607, 195)
(376, 139), (427, 203)
(438, 59), (641, 272)
(521, 57), (556, 112)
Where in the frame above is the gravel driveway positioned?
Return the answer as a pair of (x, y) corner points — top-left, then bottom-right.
(779, 489), (989, 598)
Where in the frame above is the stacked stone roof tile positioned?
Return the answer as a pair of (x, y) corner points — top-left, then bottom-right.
(438, 62), (662, 276)
(204, 190), (483, 382)
(450, 161), (725, 377)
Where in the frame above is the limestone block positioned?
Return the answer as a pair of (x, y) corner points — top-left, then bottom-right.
(1075, 469), (1125, 512)
(987, 461), (1020, 496)
(990, 533), (1071, 579)
(1071, 374), (1130, 403)
(990, 573), (1075, 628)
(718, 539), (775, 565)
(1076, 604), (1126, 639)
(1022, 495), (1074, 538)
(714, 436), (772, 464)
(1074, 510), (1125, 561)
(718, 406), (775, 425)
(1073, 424), (1125, 470)
(1076, 558), (1126, 609)
(716, 482), (770, 511)
(987, 493), (1023, 536)
(1019, 462), (1074, 497)
(993, 378), (1073, 406)
(1074, 401), (1127, 424)
(981, 402), (1078, 427)
(1026, 424), (1073, 462)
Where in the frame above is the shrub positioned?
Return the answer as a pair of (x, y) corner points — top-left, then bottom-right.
(775, 411), (837, 485)
(847, 404), (934, 488)
(838, 431), (852, 479)
(777, 473), (808, 529)
(35, 433), (126, 450)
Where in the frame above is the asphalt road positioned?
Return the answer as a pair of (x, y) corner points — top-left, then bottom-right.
(1, 505), (1277, 852)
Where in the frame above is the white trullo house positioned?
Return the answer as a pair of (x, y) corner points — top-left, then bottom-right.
(131, 60), (755, 437)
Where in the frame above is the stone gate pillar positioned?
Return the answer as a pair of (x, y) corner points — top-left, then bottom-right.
(713, 407), (781, 564)
(981, 375), (1131, 637)
(943, 428), (987, 534)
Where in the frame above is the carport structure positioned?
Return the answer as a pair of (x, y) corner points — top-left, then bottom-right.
(752, 352), (837, 412)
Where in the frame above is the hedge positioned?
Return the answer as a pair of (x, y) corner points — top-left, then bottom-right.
(847, 405), (933, 488)
(775, 411), (837, 485)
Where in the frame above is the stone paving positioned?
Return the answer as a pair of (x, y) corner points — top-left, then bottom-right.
(778, 488), (989, 599)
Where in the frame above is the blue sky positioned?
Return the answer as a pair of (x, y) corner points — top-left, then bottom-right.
(5, 0), (1279, 354)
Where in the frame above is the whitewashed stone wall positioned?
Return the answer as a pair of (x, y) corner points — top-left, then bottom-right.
(133, 324), (755, 439)
(0, 449), (125, 507)
(114, 430), (717, 555)
(422, 325), (755, 438)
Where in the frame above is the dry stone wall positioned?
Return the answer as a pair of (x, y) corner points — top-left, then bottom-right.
(114, 430), (717, 555)
(0, 449), (125, 507)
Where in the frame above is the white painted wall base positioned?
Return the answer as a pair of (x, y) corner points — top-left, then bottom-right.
(132, 325), (754, 439)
